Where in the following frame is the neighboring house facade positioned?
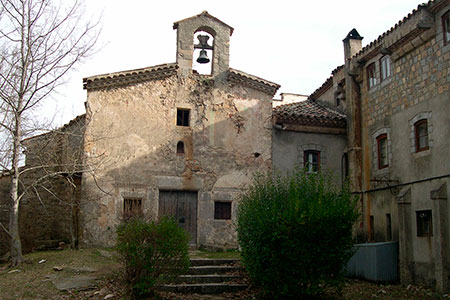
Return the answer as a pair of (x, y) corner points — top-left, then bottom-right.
(80, 11), (279, 249)
(272, 99), (347, 185)
(309, 0), (449, 291)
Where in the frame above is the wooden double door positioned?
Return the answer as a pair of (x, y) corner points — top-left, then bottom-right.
(158, 190), (198, 244)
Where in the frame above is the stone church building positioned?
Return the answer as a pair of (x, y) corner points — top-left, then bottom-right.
(1, 0), (449, 292)
(81, 11), (279, 248)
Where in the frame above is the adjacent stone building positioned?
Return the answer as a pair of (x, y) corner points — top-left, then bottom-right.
(80, 11), (279, 249)
(309, 0), (449, 291)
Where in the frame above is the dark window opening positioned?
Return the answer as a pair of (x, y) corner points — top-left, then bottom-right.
(416, 210), (432, 237)
(124, 198), (143, 219)
(177, 109), (190, 127)
(304, 150), (320, 173)
(177, 141), (185, 155)
(414, 119), (429, 152)
(380, 56), (392, 81)
(386, 213), (392, 241)
(214, 202), (231, 220)
(367, 63), (377, 89)
(377, 134), (388, 169)
(254, 152), (261, 158)
(443, 10), (450, 46)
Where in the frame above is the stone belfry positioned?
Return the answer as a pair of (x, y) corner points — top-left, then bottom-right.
(173, 11), (234, 79)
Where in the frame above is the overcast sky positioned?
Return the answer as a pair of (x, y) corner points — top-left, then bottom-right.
(45, 0), (420, 126)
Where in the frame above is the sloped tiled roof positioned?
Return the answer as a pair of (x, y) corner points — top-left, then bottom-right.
(83, 63), (178, 90)
(273, 99), (346, 128)
(228, 68), (280, 96)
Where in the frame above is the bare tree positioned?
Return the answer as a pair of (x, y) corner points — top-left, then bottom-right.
(0, 0), (99, 266)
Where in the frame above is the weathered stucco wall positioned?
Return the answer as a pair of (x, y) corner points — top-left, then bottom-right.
(272, 128), (347, 183)
(81, 73), (273, 248)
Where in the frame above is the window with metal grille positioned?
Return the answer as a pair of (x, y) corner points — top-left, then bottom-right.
(304, 150), (320, 173)
(386, 213), (392, 241)
(377, 134), (388, 169)
(124, 198), (143, 219)
(177, 109), (190, 126)
(416, 210), (432, 237)
(367, 63), (377, 89)
(414, 119), (429, 152)
(214, 202), (231, 220)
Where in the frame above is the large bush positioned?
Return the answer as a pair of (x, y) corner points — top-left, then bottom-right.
(116, 217), (190, 299)
(237, 170), (358, 298)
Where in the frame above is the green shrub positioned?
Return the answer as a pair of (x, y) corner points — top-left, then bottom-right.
(116, 217), (190, 299)
(237, 170), (358, 299)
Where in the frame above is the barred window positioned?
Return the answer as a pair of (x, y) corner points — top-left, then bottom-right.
(214, 202), (231, 220)
(124, 198), (143, 219)
(416, 210), (432, 237)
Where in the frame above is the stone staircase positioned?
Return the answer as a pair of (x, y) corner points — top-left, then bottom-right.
(158, 258), (248, 294)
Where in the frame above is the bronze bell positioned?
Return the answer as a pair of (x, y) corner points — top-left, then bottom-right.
(197, 49), (210, 64)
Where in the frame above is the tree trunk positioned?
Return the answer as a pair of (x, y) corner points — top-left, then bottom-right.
(9, 114), (24, 266)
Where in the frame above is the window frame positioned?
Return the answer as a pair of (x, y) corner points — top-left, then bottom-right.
(443, 10), (450, 46)
(416, 210), (433, 237)
(176, 108), (190, 127)
(214, 201), (232, 220)
(377, 134), (388, 169)
(304, 150), (320, 173)
(414, 119), (429, 152)
(380, 56), (392, 82)
(367, 62), (377, 89)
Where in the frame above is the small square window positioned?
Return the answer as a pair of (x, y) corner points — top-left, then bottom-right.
(214, 202), (231, 220)
(367, 63), (377, 89)
(443, 10), (450, 46)
(124, 198), (143, 219)
(177, 109), (190, 127)
(377, 134), (388, 169)
(416, 210), (432, 237)
(380, 56), (392, 82)
(304, 150), (320, 173)
(414, 119), (429, 152)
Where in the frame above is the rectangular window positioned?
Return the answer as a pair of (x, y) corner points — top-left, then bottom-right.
(177, 109), (190, 126)
(124, 198), (143, 219)
(416, 210), (432, 237)
(380, 56), (392, 81)
(377, 134), (388, 169)
(304, 150), (320, 173)
(367, 63), (377, 89)
(443, 10), (450, 46)
(415, 119), (429, 152)
(386, 213), (392, 241)
(214, 202), (231, 220)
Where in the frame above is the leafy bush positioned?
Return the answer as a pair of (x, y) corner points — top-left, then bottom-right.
(237, 170), (358, 299)
(116, 217), (190, 299)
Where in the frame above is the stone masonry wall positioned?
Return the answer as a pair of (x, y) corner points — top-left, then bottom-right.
(81, 73), (273, 248)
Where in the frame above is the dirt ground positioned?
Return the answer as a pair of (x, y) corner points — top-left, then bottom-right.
(0, 248), (448, 300)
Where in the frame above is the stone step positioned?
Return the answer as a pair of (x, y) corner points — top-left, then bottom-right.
(174, 274), (240, 284)
(189, 258), (240, 266)
(187, 265), (242, 275)
(157, 283), (247, 294)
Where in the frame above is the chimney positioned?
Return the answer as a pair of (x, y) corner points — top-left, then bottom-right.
(343, 29), (363, 61)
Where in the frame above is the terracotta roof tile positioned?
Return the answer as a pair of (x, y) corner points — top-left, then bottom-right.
(83, 63), (178, 90)
(273, 99), (346, 128)
(228, 68), (280, 96)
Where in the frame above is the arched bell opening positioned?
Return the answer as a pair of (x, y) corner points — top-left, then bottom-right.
(193, 30), (214, 75)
